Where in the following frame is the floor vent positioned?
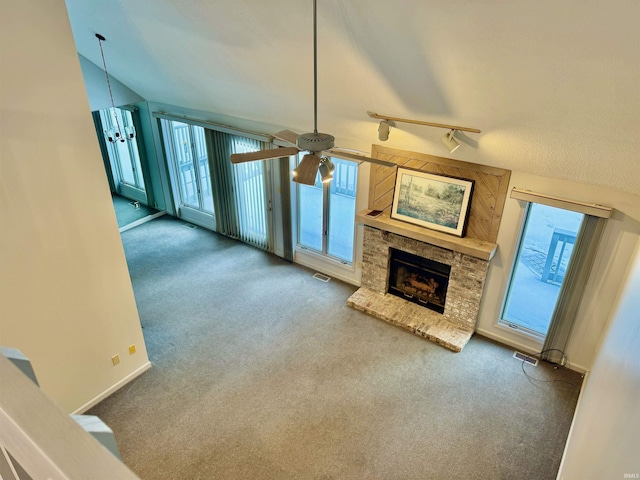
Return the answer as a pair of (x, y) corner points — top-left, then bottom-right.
(513, 351), (538, 366)
(313, 273), (331, 282)
(183, 223), (198, 229)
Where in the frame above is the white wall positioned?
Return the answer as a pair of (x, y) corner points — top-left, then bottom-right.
(476, 171), (640, 372)
(0, 0), (150, 413)
(78, 54), (144, 111)
(556, 240), (640, 479)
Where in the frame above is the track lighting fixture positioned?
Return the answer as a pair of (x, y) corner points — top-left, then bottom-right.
(378, 120), (390, 141)
(367, 111), (481, 153)
(441, 129), (461, 153)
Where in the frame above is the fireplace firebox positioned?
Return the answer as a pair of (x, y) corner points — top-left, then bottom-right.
(387, 248), (451, 314)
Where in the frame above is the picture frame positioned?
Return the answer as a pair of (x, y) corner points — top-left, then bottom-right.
(390, 168), (474, 237)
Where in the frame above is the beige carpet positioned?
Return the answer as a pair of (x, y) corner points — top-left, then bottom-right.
(88, 216), (583, 480)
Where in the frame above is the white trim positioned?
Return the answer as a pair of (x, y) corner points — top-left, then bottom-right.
(476, 327), (587, 373)
(476, 327), (542, 357)
(0, 356), (141, 479)
(556, 370), (591, 480)
(152, 112), (271, 142)
(119, 211), (166, 233)
(510, 188), (612, 218)
(72, 362), (152, 415)
(294, 249), (360, 286)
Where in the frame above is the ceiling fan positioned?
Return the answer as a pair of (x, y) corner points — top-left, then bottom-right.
(229, 0), (395, 185)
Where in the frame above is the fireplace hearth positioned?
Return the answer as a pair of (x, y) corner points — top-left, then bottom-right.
(347, 223), (494, 352)
(388, 248), (451, 314)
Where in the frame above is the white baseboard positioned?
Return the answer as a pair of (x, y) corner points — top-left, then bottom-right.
(294, 250), (361, 286)
(475, 327), (588, 373)
(72, 361), (152, 414)
(119, 211), (166, 233)
(555, 370), (591, 479)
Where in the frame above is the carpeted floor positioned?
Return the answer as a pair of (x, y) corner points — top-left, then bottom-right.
(112, 193), (159, 228)
(89, 215), (583, 480)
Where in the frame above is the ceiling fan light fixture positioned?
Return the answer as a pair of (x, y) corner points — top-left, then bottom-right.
(378, 120), (390, 141)
(296, 132), (335, 152)
(441, 129), (461, 153)
(292, 153), (322, 185)
(318, 157), (334, 183)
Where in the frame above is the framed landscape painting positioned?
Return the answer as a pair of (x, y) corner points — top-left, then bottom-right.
(391, 168), (474, 237)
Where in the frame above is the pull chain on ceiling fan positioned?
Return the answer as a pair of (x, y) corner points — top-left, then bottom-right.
(230, 0), (396, 182)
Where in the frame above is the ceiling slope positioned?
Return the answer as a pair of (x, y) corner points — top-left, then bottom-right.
(65, 0), (640, 195)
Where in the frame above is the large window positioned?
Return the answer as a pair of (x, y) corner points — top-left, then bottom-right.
(296, 156), (358, 264)
(160, 117), (271, 250)
(501, 203), (584, 337)
(99, 107), (146, 192)
(166, 121), (214, 215)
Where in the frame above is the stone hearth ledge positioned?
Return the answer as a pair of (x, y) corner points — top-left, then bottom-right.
(347, 288), (474, 352)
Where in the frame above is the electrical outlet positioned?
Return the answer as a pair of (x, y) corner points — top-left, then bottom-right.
(129, 344), (136, 355)
(111, 354), (120, 366)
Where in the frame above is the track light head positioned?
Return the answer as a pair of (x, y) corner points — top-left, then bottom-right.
(441, 129), (461, 153)
(378, 120), (390, 141)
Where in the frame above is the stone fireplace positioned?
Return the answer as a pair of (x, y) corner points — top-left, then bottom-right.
(346, 144), (511, 352)
(348, 222), (495, 352)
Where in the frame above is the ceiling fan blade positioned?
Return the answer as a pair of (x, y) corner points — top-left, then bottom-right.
(326, 148), (396, 167)
(230, 146), (300, 164)
(273, 130), (300, 146)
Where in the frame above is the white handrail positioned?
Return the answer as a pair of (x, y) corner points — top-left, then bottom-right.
(0, 356), (140, 480)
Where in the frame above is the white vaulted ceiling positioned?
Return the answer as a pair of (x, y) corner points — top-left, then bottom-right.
(65, 0), (640, 194)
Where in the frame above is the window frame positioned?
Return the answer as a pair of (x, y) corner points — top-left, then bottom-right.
(294, 154), (359, 266)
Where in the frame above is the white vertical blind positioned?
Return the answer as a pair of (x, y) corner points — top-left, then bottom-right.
(232, 137), (269, 249)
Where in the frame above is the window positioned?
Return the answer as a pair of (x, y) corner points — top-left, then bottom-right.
(99, 107), (145, 191)
(501, 203), (584, 337)
(296, 156), (358, 264)
(163, 120), (214, 215)
(157, 114), (273, 251)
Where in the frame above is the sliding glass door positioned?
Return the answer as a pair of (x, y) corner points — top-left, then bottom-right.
(160, 119), (272, 250)
(162, 120), (215, 227)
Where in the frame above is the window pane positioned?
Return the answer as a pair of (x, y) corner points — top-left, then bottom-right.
(171, 121), (198, 208)
(297, 174), (323, 252)
(502, 203), (584, 335)
(327, 158), (357, 261)
(191, 126), (213, 213)
(114, 135), (135, 185)
(122, 110), (145, 189)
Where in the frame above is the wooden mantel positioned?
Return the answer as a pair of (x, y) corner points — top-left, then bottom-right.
(356, 210), (498, 261)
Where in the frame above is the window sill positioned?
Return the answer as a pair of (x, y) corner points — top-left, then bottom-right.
(294, 247), (360, 286)
(496, 320), (546, 343)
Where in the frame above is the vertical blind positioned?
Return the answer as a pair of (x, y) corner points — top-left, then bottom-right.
(509, 188), (611, 364)
(542, 215), (607, 363)
(208, 130), (270, 250)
